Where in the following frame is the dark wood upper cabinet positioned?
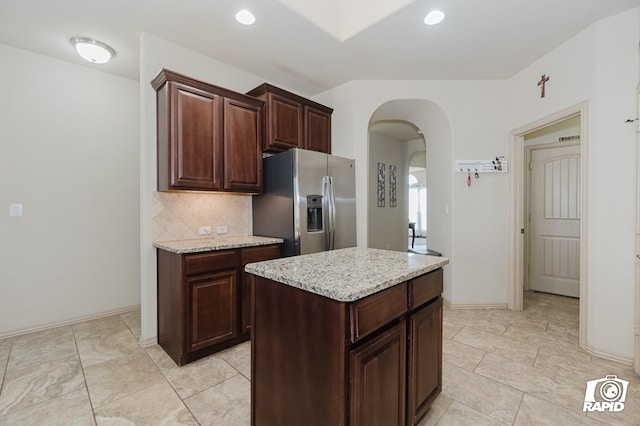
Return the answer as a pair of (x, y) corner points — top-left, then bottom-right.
(168, 83), (223, 190)
(264, 92), (303, 151)
(223, 98), (262, 192)
(304, 105), (331, 154)
(246, 83), (332, 154)
(152, 69), (264, 193)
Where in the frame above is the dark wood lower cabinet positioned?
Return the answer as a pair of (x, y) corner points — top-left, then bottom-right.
(350, 321), (407, 426)
(186, 270), (237, 351)
(408, 298), (443, 424)
(251, 268), (443, 425)
(157, 244), (281, 366)
(241, 244), (282, 334)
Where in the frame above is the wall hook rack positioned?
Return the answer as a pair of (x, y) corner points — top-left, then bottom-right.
(455, 156), (508, 174)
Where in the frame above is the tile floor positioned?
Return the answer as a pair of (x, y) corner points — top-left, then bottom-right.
(0, 291), (638, 425)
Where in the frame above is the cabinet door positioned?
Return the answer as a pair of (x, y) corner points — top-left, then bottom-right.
(407, 297), (443, 425)
(304, 105), (331, 154)
(241, 274), (256, 335)
(223, 98), (262, 192)
(240, 244), (282, 334)
(350, 321), (406, 426)
(170, 82), (223, 190)
(186, 270), (238, 352)
(266, 93), (303, 151)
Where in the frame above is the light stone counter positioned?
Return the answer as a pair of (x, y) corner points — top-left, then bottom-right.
(245, 247), (448, 302)
(153, 236), (283, 254)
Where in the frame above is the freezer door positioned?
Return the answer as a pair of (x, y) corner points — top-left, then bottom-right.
(295, 149), (329, 255)
(252, 150), (296, 256)
(328, 154), (356, 250)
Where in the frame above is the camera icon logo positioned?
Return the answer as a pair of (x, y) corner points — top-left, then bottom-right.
(583, 375), (628, 412)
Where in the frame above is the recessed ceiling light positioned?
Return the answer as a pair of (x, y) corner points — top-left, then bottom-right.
(424, 10), (445, 26)
(70, 37), (115, 64)
(235, 9), (256, 25)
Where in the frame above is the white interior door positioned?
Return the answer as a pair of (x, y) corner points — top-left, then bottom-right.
(530, 145), (581, 297)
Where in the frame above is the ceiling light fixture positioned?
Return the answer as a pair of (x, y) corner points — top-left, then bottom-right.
(70, 37), (115, 64)
(424, 10), (445, 26)
(235, 9), (256, 25)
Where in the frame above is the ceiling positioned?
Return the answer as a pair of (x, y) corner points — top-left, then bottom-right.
(370, 120), (424, 141)
(0, 0), (638, 96)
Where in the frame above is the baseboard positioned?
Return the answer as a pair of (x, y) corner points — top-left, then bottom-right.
(139, 335), (158, 348)
(0, 305), (141, 340)
(585, 344), (634, 367)
(444, 300), (509, 310)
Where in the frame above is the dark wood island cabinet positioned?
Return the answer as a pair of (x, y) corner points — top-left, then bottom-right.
(245, 248), (448, 425)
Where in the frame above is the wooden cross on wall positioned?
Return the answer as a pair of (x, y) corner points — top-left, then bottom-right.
(538, 74), (550, 98)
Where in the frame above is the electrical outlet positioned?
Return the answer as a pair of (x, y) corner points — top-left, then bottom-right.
(198, 226), (212, 236)
(216, 225), (228, 234)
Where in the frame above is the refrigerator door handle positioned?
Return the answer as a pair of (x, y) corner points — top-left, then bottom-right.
(328, 176), (336, 250)
(322, 176), (336, 250)
(322, 176), (330, 250)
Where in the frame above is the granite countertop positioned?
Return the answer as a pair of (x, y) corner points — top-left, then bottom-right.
(153, 236), (284, 254)
(245, 247), (449, 302)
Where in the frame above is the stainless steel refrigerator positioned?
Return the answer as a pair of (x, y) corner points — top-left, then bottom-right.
(253, 148), (356, 257)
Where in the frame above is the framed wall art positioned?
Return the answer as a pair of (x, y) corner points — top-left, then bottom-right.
(377, 162), (385, 207)
(389, 164), (397, 207)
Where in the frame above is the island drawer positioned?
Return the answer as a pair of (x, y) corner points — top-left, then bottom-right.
(185, 250), (239, 275)
(409, 268), (443, 309)
(350, 282), (408, 343)
(242, 244), (282, 264)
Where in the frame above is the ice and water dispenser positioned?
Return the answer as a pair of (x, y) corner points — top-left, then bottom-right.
(306, 195), (323, 232)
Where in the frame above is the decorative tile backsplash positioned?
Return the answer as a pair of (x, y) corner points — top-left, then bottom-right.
(152, 192), (250, 242)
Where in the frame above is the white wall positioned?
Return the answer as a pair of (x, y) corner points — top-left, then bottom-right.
(368, 132), (407, 251)
(507, 8), (639, 361)
(523, 115), (580, 145)
(0, 43), (140, 336)
(139, 33), (270, 343)
(321, 8), (640, 361)
(319, 82), (507, 305)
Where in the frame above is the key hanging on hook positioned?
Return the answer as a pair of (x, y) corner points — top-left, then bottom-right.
(467, 171), (471, 187)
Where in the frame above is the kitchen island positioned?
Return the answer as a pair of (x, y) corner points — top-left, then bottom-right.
(245, 247), (449, 426)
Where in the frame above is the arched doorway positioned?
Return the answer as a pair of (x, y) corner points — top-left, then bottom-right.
(365, 99), (453, 298)
(408, 150), (427, 252)
(368, 119), (424, 252)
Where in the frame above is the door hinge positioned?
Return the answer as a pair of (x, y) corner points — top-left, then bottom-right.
(528, 264), (531, 273)
(529, 161), (533, 171)
(521, 228), (525, 234)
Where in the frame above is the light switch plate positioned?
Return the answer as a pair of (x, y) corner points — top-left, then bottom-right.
(9, 203), (22, 217)
(216, 225), (228, 234)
